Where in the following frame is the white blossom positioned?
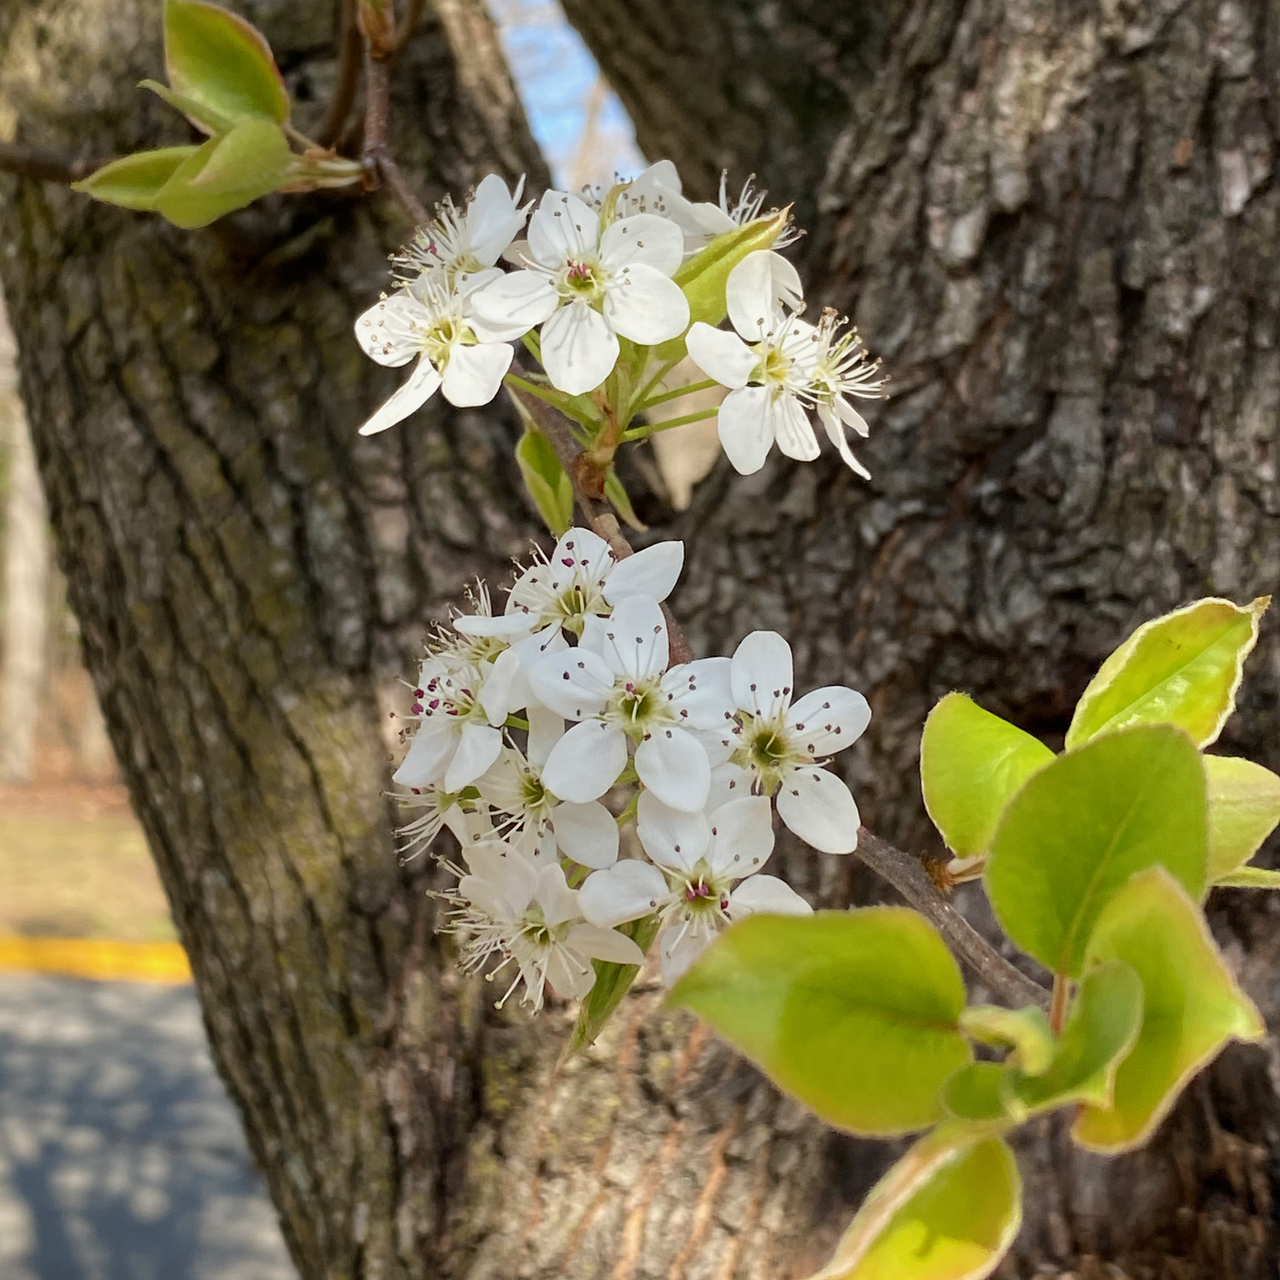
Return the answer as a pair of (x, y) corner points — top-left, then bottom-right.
(394, 779), (492, 862)
(394, 173), (531, 285)
(686, 250), (885, 476)
(354, 271), (525, 434)
(442, 842), (644, 1010)
(527, 595), (732, 812)
(579, 792), (811, 984)
(471, 190), (691, 395)
(480, 708), (620, 869)
(715, 630), (871, 854)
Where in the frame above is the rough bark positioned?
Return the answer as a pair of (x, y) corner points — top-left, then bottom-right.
(3, 1), (1280, 1279)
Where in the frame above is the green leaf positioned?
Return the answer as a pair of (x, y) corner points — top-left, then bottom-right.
(985, 725), (1207, 978)
(604, 467), (645, 532)
(669, 909), (971, 1135)
(1205, 756), (1280, 881)
(139, 79), (238, 137)
(1066, 596), (1269, 750)
(164, 0), (290, 131)
(1012, 961), (1143, 1116)
(921, 694), (1054, 858)
(943, 1062), (1017, 1124)
(805, 1129), (1021, 1280)
(515, 427), (575, 536)
(1073, 868), (1264, 1152)
(563, 915), (661, 1059)
(71, 147), (199, 212)
(153, 118), (294, 229)
(650, 208), (790, 363)
(1215, 866), (1280, 888)
(959, 1004), (1054, 1075)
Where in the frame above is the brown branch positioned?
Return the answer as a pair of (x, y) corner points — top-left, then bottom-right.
(855, 828), (1049, 1008)
(317, 0), (363, 149)
(359, 14), (428, 224)
(0, 142), (97, 184)
(389, 0), (425, 55)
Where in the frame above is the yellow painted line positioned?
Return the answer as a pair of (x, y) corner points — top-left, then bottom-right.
(0, 936), (192, 984)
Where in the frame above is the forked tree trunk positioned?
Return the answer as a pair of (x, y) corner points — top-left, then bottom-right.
(2, 0), (1280, 1276)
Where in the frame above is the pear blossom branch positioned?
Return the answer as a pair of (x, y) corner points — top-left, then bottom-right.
(0, 141), (98, 183)
(317, 0), (363, 149)
(854, 828), (1049, 1008)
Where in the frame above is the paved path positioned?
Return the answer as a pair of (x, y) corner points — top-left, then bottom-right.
(0, 972), (296, 1280)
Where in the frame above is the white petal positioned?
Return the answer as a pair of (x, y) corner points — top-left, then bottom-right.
(635, 725), (711, 812)
(599, 213), (685, 276)
(685, 322), (756, 390)
(470, 269), (558, 330)
(467, 173), (529, 266)
(659, 921), (716, 985)
(392, 723), (454, 789)
(534, 862), (580, 926)
(727, 250), (804, 341)
(541, 946), (596, 1000)
(728, 874), (812, 918)
(818, 403), (872, 479)
(636, 790), (710, 872)
(566, 922), (646, 966)
(525, 705), (565, 766)
(527, 647), (615, 720)
(540, 300), (620, 395)
(354, 292), (424, 367)
(358, 357), (441, 436)
(662, 656), (734, 731)
(454, 612), (538, 639)
(603, 264), (690, 345)
(708, 761), (752, 811)
(541, 720), (629, 803)
(602, 540), (684, 605)
(731, 630), (794, 720)
(716, 385), (775, 475)
(707, 795), (775, 878)
(775, 766), (861, 854)
(786, 686), (872, 757)
(771, 394), (820, 461)
(578, 860), (669, 927)
(590, 594), (669, 682)
(837, 397), (872, 436)
(552, 801), (620, 869)
(441, 341), (512, 407)
(528, 189), (600, 264)
(552, 527), (614, 582)
(478, 646), (521, 726)
(445, 721), (503, 791)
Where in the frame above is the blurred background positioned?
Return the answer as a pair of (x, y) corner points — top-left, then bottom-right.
(0, 3), (658, 1275)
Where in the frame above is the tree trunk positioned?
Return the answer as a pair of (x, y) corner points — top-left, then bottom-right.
(0, 291), (49, 783)
(3, 0), (1280, 1278)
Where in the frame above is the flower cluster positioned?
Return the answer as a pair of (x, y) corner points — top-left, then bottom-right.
(353, 161), (887, 477)
(393, 529), (871, 1008)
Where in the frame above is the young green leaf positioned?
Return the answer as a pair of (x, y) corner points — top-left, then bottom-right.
(139, 79), (238, 137)
(1012, 961), (1143, 1116)
(805, 1128), (1022, 1280)
(650, 208), (790, 363)
(1066, 596), (1268, 750)
(153, 118), (294, 229)
(1205, 755), (1280, 881)
(1215, 866), (1280, 888)
(921, 694), (1054, 857)
(1072, 868), (1264, 1152)
(985, 725), (1207, 978)
(604, 467), (646, 532)
(943, 1062), (1018, 1124)
(959, 1004), (1055, 1075)
(71, 147), (199, 212)
(563, 915), (661, 1058)
(515, 427), (575, 536)
(669, 909), (971, 1135)
(164, 0), (290, 131)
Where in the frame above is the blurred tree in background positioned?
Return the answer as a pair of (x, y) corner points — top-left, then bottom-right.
(2, 0), (1279, 1276)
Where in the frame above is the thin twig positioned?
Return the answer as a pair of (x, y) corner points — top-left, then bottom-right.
(854, 828), (1049, 1008)
(389, 0), (425, 55)
(0, 142), (97, 183)
(317, 0), (363, 149)
(361, 34), (427, 224)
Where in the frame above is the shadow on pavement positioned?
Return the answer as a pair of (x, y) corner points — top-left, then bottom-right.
(0, 973), (296, 1280)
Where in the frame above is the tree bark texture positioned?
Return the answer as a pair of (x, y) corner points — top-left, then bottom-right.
(4, 0), (1280, 1277)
